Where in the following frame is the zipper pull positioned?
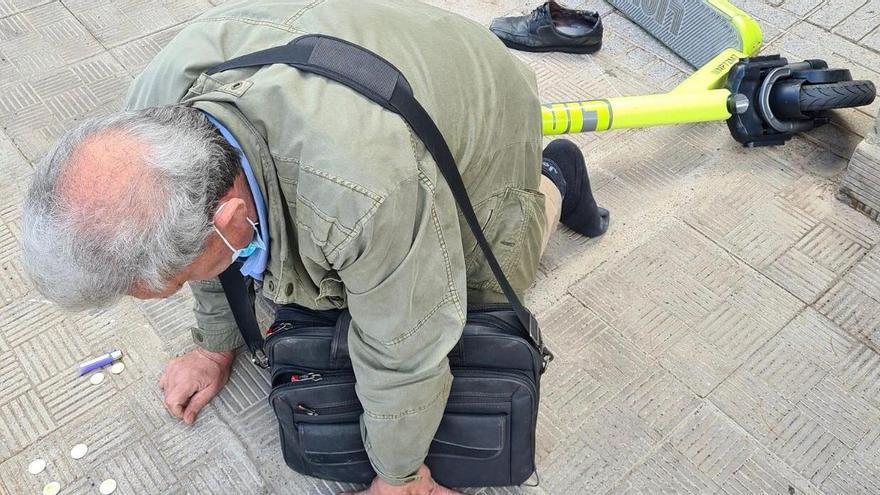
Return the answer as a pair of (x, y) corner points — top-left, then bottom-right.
(290, 372), (323, 382)
(268, 322), (293, 336)
(296, 404), (318, 416)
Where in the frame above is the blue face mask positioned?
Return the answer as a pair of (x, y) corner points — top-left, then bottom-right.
(212, 203), (266, 263)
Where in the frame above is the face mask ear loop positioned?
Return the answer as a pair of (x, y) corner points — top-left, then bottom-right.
(213, 225), (239, 254)
(212, 201), (239, 251)
(212, 201), (260, 258)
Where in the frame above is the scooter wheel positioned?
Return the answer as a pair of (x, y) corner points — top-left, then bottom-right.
(799, 80), (876, 113)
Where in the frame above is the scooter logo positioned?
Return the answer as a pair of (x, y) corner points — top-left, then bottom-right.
(629, 0), (684, 35)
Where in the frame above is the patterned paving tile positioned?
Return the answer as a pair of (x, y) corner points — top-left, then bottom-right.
(84, 439), (178, 494)
(710, 367), (797, 444)
(0, 129), (31, 185)
(0, 1), (878, 494)
(213, 351), (271, 418)
(832, 0), (880, 42)
(816, 280), (880, 348)
(136, 290), (200, 354)
(63, 0), (210, 48)
(668, 403), (758, 483)
(846, 245), (880, 302)
(745, 332), (829, 405)
(767, 408), (850, 484)
(821, 424), (880, 494)
(0, 2), (102, 78)
(617, 366), (701, 438)
(0, 0), (52, 17)
(540, 294), (608, 358)
(173, 444), (265, 494)
(607, 444), (720, 495)
(837, 344), (880, 409)
(762, 246), (837, 303)
(0, 389), (54, 461)
(0, 51), (131, 160)
(795, 220), (871, 274)
(797, 375), (880, 448)
(723, 197), (817, 269)
(544, 399), (662, 494)
(721, 449), (823, 495)
(109, 23), (185, 76)
(541, 358), (616, 434)
(0, 299), (69, 348)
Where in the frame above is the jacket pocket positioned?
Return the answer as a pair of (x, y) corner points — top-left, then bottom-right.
(464, 187), (545, 298)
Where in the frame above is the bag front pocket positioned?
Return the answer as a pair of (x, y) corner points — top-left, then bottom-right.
(269, 368), (537, 486)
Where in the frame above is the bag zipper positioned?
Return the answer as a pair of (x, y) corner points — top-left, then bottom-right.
(270, 370), (356, 397)
(292, 393), (512, 418)
(453, 369), (539, 409)
(466, 312), (523, 335)
(284, 370), (536, 418)
(295, 401), (361, 417)
(289, 372), (323, 382)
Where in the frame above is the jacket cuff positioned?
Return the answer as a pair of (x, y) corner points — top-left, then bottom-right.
(373, 468), (421, 486)
(190, 325), (244, 352)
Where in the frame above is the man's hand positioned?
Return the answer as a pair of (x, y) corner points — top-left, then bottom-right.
(340, 465), (461, 495)
(158, 348), (235, 425)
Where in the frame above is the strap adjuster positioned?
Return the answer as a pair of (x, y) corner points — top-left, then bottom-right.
(251, 348), (269, 369)
(541, 347), (554, 374)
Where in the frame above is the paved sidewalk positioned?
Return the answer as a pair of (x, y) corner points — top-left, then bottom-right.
(1, 1), (879, 494)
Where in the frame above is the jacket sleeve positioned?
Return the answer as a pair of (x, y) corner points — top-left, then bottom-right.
(327, 173), (468, 485)
(187, 278), (245, 352)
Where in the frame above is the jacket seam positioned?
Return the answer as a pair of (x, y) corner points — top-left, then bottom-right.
(502, 191), (530, 283)
(297, 195), (357, 237)
(189, 16), (309, 35)
(430, 205), (466, 322)
(362, 379), (451, 420)
(322, 200), (380, 261)
(300, 165), (384, 202)
(192, 323), (239, 333)
(296, 221), (329, 249)
(322, 174), (419, 262)
(385, 292), (455, 346)
(283, 0), (328, 25)
(271, 153), (303, 164)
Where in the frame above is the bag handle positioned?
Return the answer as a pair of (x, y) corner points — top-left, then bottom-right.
(213, 35), (552, 368)
(330, 311), (353, 364)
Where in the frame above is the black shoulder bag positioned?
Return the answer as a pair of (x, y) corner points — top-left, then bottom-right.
(210, 34), (553, 487)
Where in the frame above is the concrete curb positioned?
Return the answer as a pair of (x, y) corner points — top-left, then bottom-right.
(839, 109), (880, 222)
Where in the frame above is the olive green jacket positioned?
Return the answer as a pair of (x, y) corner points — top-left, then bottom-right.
(125, 0), (544, 484)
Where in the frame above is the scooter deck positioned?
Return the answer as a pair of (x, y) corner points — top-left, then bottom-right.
(608, 0), (762, 67)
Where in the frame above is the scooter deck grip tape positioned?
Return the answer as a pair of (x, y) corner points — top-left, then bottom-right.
(608, 0), (742, 68)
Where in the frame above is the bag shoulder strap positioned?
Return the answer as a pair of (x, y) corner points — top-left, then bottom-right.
(211, 35), (550, 367)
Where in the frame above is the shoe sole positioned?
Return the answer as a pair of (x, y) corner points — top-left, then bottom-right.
(500, 38), (602, 54)
(608, 0), (743, 67)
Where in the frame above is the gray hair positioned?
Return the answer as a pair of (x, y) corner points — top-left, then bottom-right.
(21, 105), (240, 310)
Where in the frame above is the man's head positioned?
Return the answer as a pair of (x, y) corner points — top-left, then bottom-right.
(22, 105), (253, 310)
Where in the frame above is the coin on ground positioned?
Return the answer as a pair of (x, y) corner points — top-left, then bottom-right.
(70, 443), (88, 459)
(99, 478), (117, 494)
(109, 362), (125, 374)
(89, 372), (105, 385)
(28, 458), (47, 474)
(43, 481), (61, 495)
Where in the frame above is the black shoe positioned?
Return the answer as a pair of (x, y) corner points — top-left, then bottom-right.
(490, 1), (603, 54)
(543, 139), (609, 237)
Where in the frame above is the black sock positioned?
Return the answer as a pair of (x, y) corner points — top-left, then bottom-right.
(542, 139), (610, 238)
(541, 158), (568, 199)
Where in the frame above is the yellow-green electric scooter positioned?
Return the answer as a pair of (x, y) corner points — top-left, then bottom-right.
(541, 0), (876, 146)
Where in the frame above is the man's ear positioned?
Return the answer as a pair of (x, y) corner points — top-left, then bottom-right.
(212, 198), (247, 231)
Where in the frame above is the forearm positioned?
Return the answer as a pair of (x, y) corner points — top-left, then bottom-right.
(189, 278), (245, 352)
(348, 315), (459, 484)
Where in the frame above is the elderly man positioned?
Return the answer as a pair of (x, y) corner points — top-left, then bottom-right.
(21, 0), (607, 493)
